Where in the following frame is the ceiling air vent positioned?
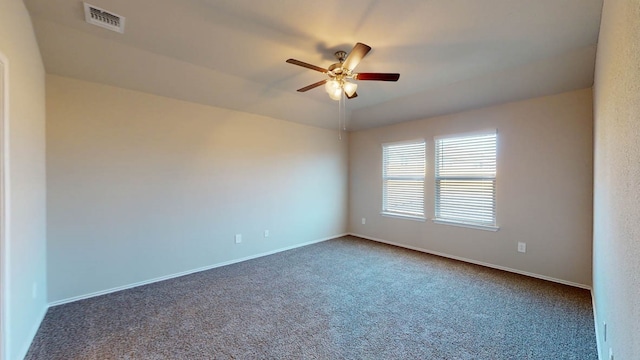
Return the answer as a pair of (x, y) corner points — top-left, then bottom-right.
(83, 2), (125, 33)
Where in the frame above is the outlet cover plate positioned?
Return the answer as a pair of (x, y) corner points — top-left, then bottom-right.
(517, 242), (526, 253)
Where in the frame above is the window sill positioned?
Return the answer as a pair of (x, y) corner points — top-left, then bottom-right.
(432, 219), (499, 232)
(381, 212), (426, 222)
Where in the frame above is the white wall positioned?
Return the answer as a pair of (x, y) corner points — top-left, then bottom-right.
(46, 75), (348, 303)
(592, 0), (640, 358)
(0, 1), (48, 359)
(349, 88), (593, 286)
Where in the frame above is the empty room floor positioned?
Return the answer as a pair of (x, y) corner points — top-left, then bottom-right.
(26, 236), (597, 359)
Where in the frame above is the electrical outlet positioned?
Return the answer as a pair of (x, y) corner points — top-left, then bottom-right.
(517, 242), (526, 253)
(264, 230), (269, 238)
(362, 217), (366, 225)
(235, 234), (242, 244)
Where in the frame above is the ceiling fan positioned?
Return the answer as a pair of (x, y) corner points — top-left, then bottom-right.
(286, 42), (400, 101)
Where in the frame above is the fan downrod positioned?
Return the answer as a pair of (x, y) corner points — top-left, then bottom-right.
(327, 50), (348, 75)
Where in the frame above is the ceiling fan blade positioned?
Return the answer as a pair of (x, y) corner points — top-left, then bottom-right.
(297, 79), (327, 92)
(354, 73), (400, 81)
(286, 59), (328, 73)
(342, 43), (372, 71)
(346, 91), (358, 99)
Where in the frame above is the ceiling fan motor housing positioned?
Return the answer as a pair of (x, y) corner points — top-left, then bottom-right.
(328, 63), (347, 77)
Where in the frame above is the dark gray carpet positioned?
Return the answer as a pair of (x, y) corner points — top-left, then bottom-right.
(26, 236), (597, 359)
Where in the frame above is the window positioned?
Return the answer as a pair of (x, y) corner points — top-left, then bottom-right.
(434, 131), (497, 230)
(382, 140), (426, 219)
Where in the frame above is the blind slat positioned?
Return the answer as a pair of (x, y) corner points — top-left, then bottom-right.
(435, 132), (497, 227)
(383, 141), (425, 216)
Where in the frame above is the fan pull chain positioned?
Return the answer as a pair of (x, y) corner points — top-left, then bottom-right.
(342, 92), (347, 131)
(338, 91), (347, 140)
(337, 94), (342, 140)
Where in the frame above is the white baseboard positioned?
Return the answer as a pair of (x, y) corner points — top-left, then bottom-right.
(49, 233), (346, 307)
(591, 289), (602, 360)
(17, 303), (48, 360)
(349, 232), (592, 290)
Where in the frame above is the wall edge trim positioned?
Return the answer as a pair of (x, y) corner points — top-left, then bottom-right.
(350, 232), (592, 290)
(0, 50), (8, 360)
(592, 288), (603, 360)
(49, 233), (347, 307)
(16, 304), (47, 360)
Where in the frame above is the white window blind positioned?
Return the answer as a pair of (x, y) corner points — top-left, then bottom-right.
(435, 132), (497, 228)
(382, 140), (426, 218)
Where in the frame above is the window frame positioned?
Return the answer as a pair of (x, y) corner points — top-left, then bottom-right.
(381, 139), (426, 221)
(433, 130), (499, 231)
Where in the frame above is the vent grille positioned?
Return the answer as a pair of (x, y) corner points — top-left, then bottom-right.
(83, 3), (125, 33)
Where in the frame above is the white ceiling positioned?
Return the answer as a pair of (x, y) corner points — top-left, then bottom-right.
(24, 0), (603, 130)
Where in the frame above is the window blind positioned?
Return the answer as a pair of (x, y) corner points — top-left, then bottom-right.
(435, 132), (497, 227)
(382, 140), (425, 218)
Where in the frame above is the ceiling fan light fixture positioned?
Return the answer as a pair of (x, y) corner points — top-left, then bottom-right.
(325, 79), (343, 100)
(343, 81), (357, 97)
(325, 79), (340, 93)
(329, 87), (342, 101)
